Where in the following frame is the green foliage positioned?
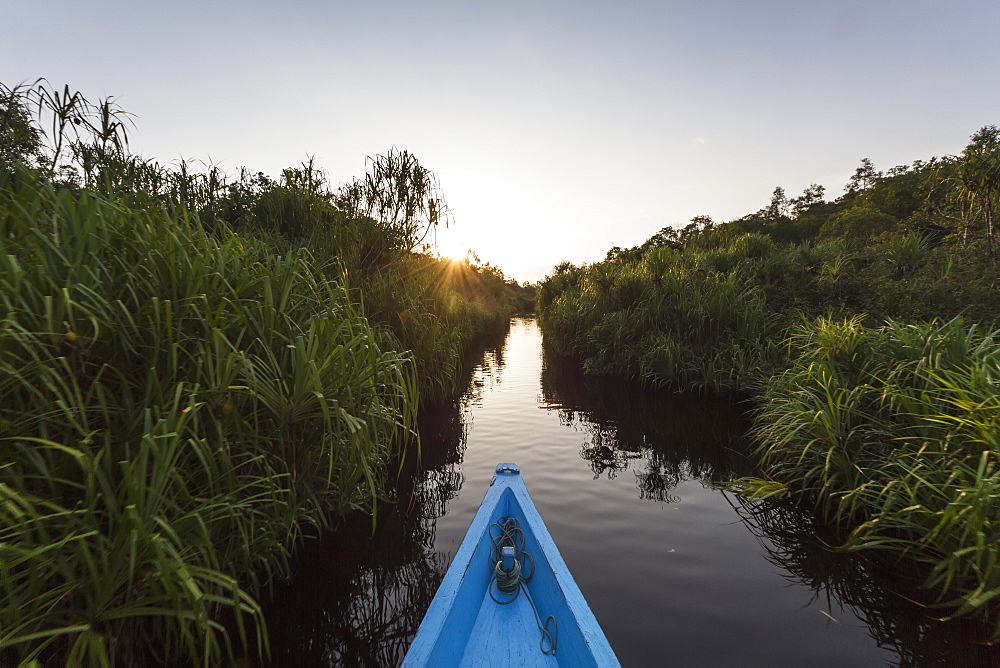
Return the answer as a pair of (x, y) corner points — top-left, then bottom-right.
(0, 166), (417, 664)
(819, 206), (898, 244)
(538, 123), (1000, 633)
(0, 79), (131, 184)
(355, 253), (519, 402)
(194, 152), (524, 403)
(740, 317), (1000, 636)
(0, 83), (44, 171)
(539, 221), (997, 398)
(333, 148), (450, 275)
(0, 79), (518, 665)
(885, 233), (931, 278)
(538, 245), (781, 394)
(955, 125), (1000, 254)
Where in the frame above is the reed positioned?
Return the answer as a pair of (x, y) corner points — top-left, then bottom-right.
(537, 244), (781, 393)
(0, 166), (415, 664)
(737, 316), (1000, 635)
(535, 136), (1000, 637)
(1, 79), (524, 664)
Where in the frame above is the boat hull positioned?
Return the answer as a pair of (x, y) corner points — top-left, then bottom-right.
(403, 463), (620, 666)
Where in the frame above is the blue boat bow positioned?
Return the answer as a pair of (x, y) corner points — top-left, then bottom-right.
(403, 463), (620, 666)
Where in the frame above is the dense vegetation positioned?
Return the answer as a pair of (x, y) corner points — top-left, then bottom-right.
(538, 130), (1000, 637)
(0, 80), (528, 666)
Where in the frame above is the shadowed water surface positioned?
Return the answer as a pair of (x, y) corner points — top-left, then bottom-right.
(264, 318), (999, 666)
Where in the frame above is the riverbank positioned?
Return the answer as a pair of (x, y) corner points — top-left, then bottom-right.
(0, 82), (527, 666)
(537, 128), (1000, 638)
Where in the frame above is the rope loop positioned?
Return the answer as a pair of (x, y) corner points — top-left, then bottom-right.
(494, 556), (521, 596)
(486, 516), (557, 655)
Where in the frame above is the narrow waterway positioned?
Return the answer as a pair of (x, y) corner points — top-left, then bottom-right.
(264, 318), (998, 666)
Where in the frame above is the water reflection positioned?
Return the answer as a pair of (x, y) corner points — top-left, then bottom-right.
(262, 326), (509, 667)
(539, 343), (755, 500)
(463, 335), (506, 408)
(731, 496), (1000, 667)
(264, 321), (1000, 667)
(541, 342), (999, 665)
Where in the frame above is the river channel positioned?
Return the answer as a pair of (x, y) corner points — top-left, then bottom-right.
(263, 318), (999, 666)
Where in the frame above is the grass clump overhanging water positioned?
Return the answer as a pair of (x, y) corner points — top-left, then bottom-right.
(0, 80), (530, 665)
(0, 166), (416, 665)
(736, 317), (1000, 634)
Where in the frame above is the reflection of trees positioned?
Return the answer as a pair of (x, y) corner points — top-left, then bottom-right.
(460, 320), (510, 408)
(261, 489), (448, 667)
(731, 495), (1000, 667)
(543, 343), (999, 664)
(262, 322), (513, 666)
(540, 345), (755, 502)
(636, 457), (687, 505)
(579, 430), (642, 480)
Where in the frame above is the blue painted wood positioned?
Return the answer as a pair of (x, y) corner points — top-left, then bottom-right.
(403, 463), (620, 667)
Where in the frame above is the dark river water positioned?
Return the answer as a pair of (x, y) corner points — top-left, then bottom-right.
(263, 318), (999, 666)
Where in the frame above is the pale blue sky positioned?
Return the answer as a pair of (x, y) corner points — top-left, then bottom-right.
(5, 1), (999, 281)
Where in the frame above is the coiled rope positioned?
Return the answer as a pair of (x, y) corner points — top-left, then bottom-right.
(487, 516), (558, 655)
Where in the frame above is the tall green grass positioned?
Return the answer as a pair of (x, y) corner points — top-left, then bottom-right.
(538, 227), (1000, 395)
(0, 167), (415, 665)
(735, 316), (1000, 635)
(539, 229), (1000, 632)
(538, 234), (784, 393)
(357, 254), (515, 403)
(0, 79), (525, 665)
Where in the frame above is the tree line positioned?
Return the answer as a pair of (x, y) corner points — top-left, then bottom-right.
(537, 126), (1000, 641)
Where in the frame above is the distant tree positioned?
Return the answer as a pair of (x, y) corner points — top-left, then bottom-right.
(921, 156), (980, 244)
(845, 157), (881, 193)
(612, 244), (645, 262)
(765, 186), (789, 220)
(790, 183), (825, 217)
(334, 148), (451, 272)
(605, 246), (627, 262)
(0, 83), (43, 170)
(956, 125), (1000, 255)
(243, 158), (339, 239)
(640, 225), (681, 251)
(677, 215), (716, 246)
(214, 168), (277, 226)
(553, 261), (578, 275)
(281, 156), (330, 198)
(855, 167), (926, 222)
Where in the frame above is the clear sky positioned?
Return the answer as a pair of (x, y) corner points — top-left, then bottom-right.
(5, 1), (999, 282)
